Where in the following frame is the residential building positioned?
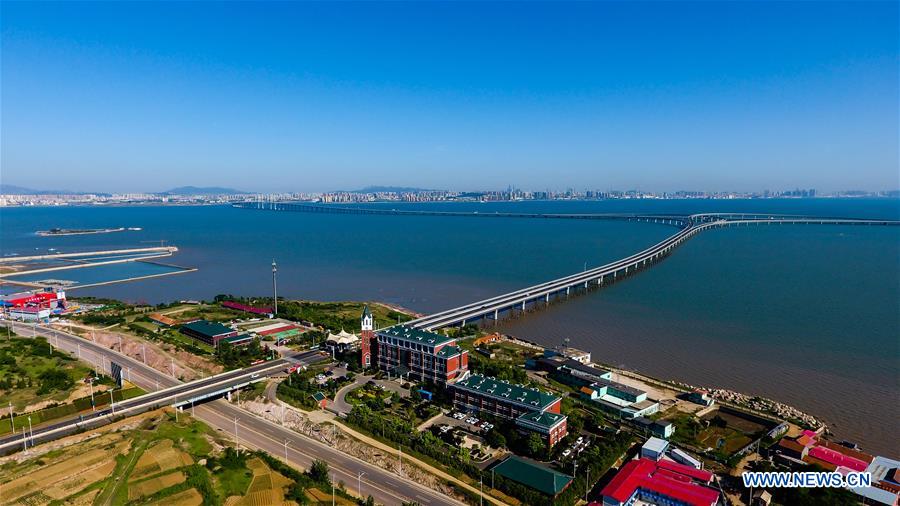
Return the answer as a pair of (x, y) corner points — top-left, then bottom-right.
(371, 323), (469, 384)
(449, 373), (567, 447)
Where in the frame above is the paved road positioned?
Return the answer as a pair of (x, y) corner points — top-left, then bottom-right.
(2, 321), (464, 506)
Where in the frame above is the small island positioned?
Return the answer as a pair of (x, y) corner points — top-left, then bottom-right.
(36, 227), (140, 236)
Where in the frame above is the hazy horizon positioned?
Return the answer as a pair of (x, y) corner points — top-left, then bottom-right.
(2, 1), (898, 194)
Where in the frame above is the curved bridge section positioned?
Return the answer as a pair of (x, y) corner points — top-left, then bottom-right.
(406, 213), (898, 330)
(233, 201), (898, 330)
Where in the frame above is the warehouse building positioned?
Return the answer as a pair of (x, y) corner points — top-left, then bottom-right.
(180, 320), (239, 346)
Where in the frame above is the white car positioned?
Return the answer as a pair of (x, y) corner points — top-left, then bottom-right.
(576, 436), (584, 444)
(562, 449), (572, 457)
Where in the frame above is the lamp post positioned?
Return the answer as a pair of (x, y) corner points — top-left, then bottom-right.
(272, 260), (278, 315)
(284, 439), (289, 462)
(358, 471), (365, 498)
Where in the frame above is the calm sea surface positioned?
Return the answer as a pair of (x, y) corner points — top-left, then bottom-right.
(1, 199), (898, 456)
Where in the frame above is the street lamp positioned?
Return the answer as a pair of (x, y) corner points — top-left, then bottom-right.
(272, 260), (278, 315)
(357, 471), (365, 498)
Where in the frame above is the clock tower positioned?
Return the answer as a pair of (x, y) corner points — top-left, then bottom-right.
(360, 305), (374, 368)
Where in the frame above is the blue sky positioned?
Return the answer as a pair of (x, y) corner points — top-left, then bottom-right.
(2, 1), (897, 193)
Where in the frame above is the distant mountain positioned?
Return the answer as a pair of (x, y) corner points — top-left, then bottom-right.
(0, 184), (39, 194)
(0, 184), (103, 195)
(161, 186), (248, 195)
(345, 186), (438, 194)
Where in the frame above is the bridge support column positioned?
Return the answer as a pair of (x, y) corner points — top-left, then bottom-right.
(521, 301), (526, 311)
(494, 309), (499, 321)
(226, 391), (232, 401)
(545, 293), (549, 303)
(566, 286), (570, 296)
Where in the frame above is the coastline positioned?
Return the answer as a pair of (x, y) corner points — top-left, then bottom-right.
(500, 333), (825, 431)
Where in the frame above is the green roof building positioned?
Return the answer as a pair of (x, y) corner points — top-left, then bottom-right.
(492, 456), (573, 496)
(180, 320), (238, 345)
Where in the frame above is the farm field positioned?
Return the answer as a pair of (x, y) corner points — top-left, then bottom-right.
(0, 410), (304, 506)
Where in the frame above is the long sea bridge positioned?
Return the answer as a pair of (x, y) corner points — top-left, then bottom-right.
(235, 201), (899, 329)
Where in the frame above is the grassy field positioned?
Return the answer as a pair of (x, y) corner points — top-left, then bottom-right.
(0, 410), (303, 506)
(275, 300), (413, 332)
(0, 334), (96, 411)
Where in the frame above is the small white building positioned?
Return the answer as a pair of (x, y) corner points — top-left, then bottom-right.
(640, 437), (669, 462)
(325, 329), (359, 352)
(9, 306), (51, 322)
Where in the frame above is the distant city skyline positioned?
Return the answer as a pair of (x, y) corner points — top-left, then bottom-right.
(2, 1), (898, 193)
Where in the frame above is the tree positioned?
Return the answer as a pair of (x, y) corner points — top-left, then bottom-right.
(485, 430), (507, 449)
(37, 369), (73, 394)
(526, 433), (546, 458)
(308, 459), (330, 483)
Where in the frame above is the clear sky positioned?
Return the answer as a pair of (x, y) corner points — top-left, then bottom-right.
(1, 1), (897, 193)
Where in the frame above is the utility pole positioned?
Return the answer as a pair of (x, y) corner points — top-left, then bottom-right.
(480, 475), (483, 506)
(109, 390), (115, 415)
(272, 260), (278, 315)
(586, 467), (590, 502)
(89, 380), (95, 411)
(27, 416), (33, 448)
(142, 344), (146, 364)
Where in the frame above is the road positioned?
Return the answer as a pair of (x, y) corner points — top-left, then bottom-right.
(1, 321), (465, 506)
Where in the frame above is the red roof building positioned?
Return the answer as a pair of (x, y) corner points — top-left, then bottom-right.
(598, 458), (719, 506)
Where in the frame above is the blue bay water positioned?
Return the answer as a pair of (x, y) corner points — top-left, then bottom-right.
(1, 199), (897, 456)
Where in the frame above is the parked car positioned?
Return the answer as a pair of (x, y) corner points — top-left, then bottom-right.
(562, 449), (572, 457)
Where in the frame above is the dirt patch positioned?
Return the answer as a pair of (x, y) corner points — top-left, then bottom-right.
(51, 322), (223, 381)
